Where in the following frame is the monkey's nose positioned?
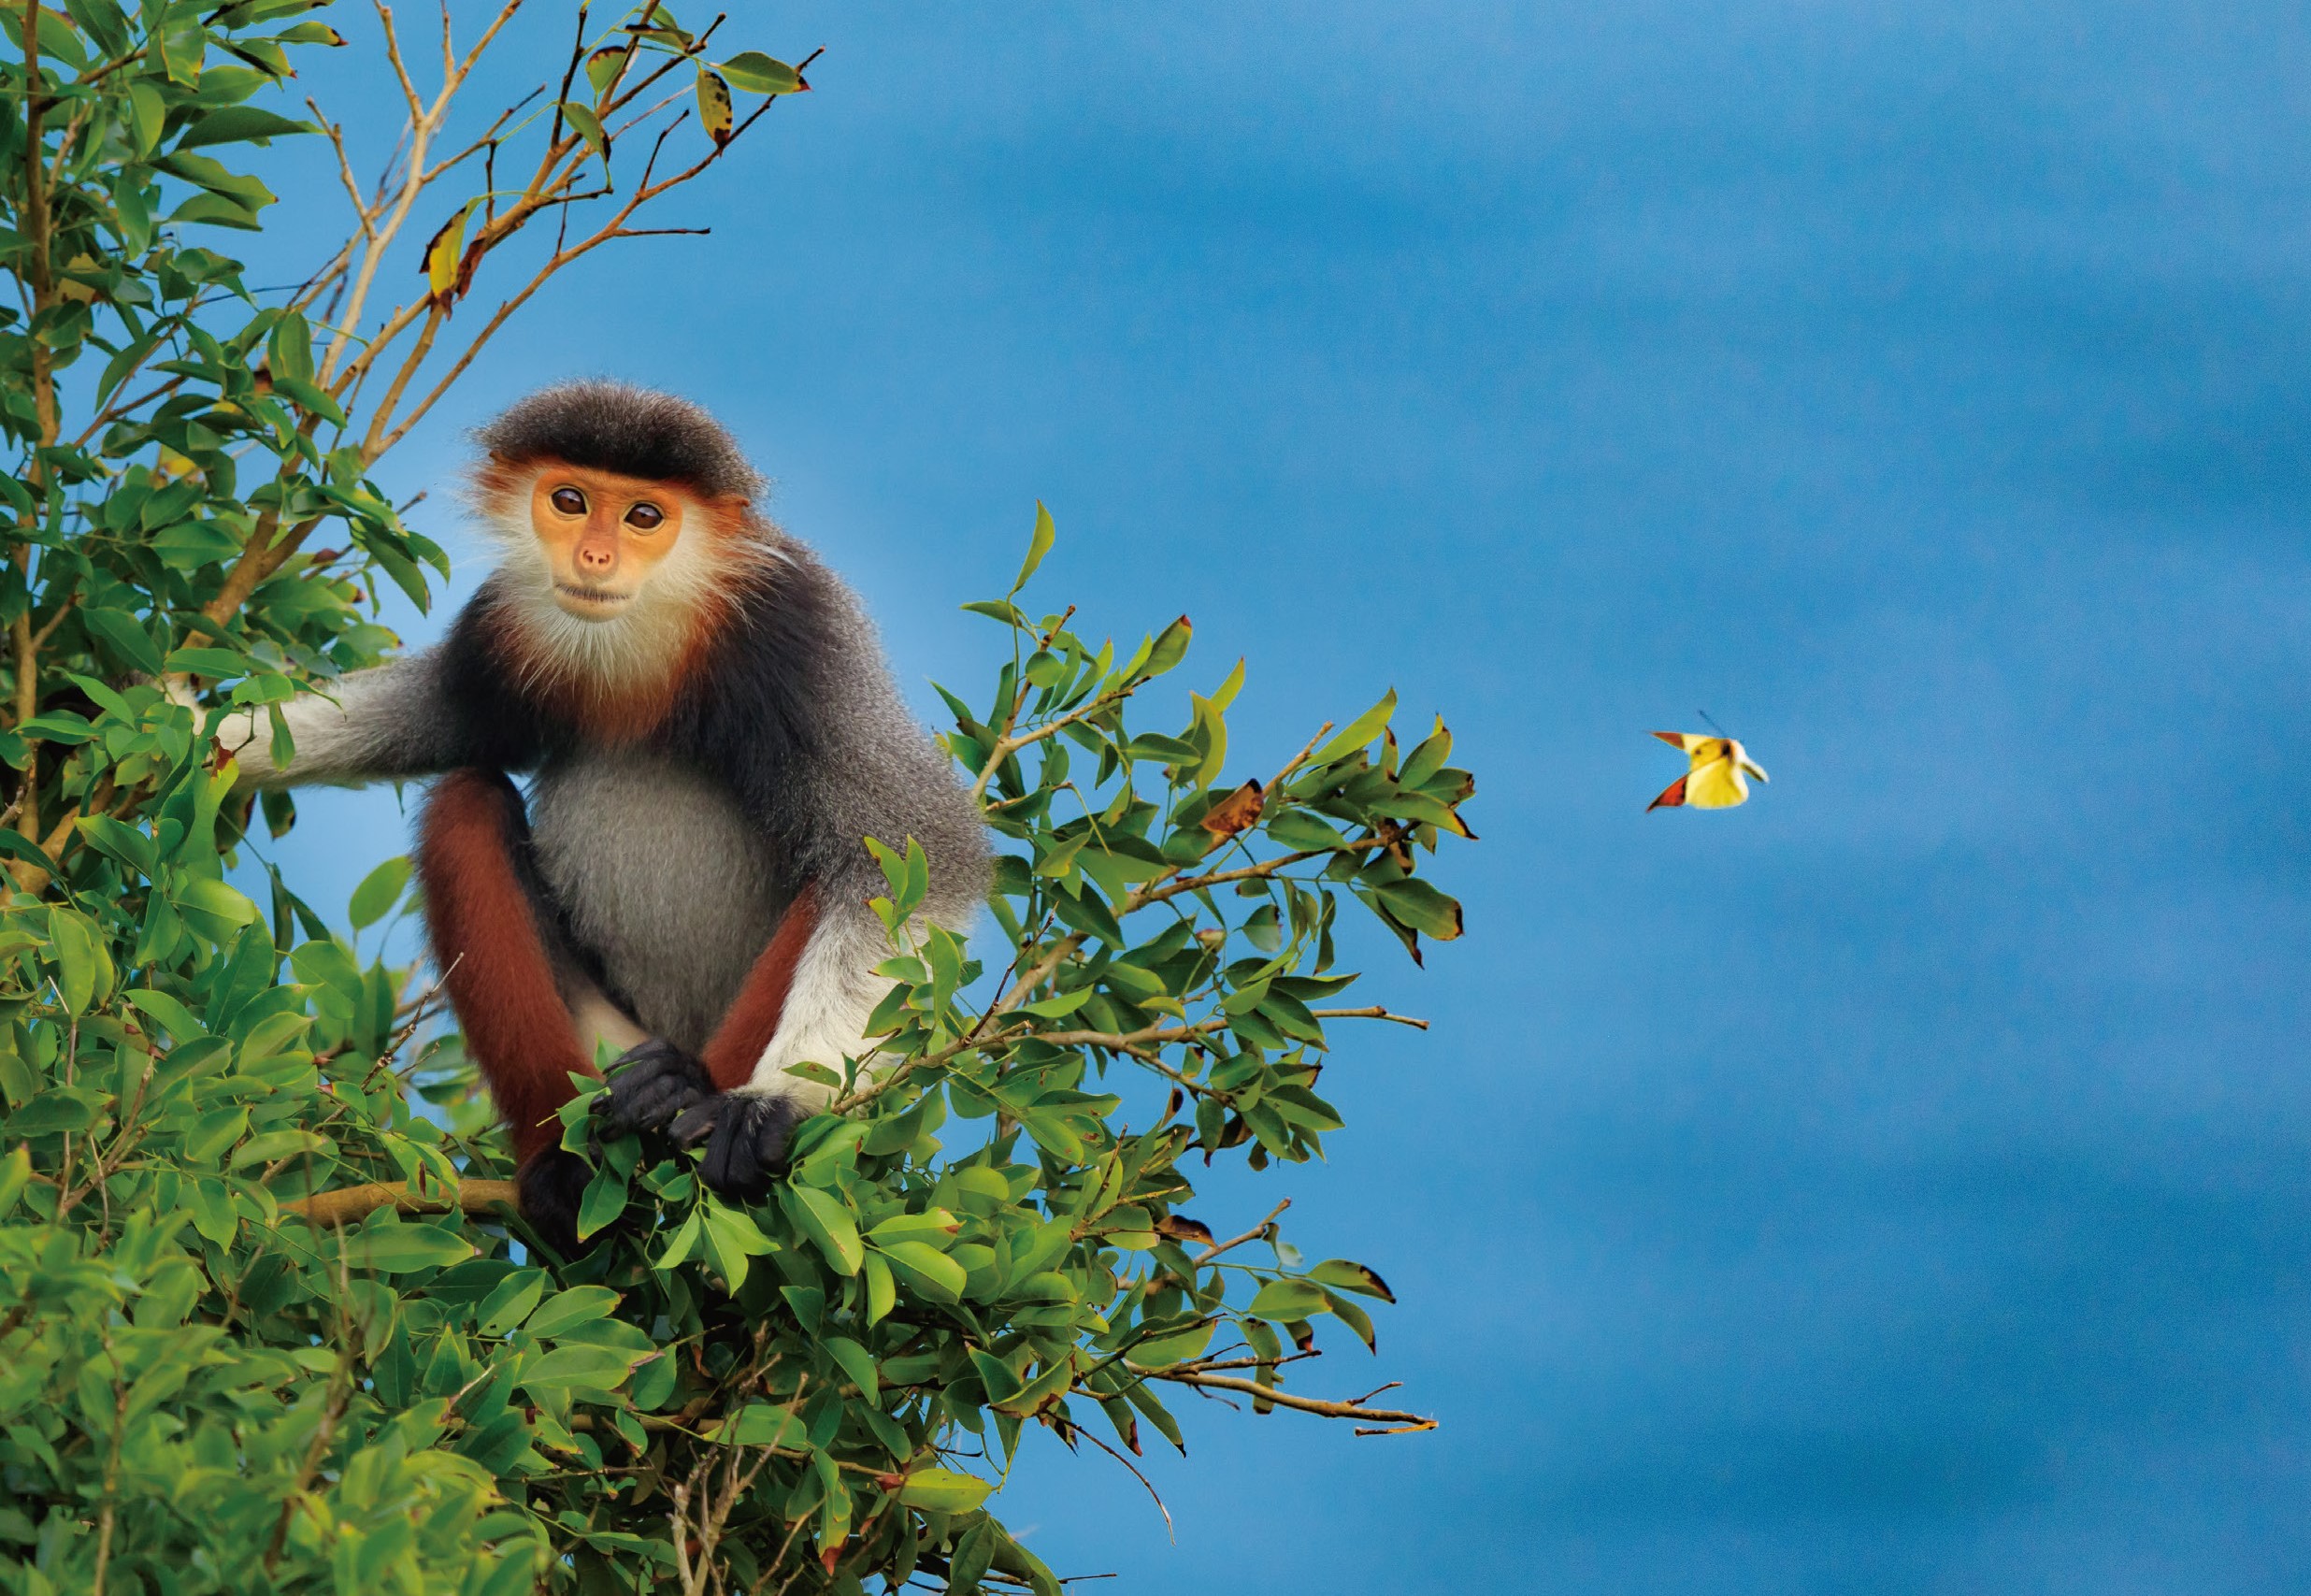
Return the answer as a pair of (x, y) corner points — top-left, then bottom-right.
(576, 542), (616, 574)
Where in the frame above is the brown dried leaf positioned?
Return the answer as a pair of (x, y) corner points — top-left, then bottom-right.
(1154, 1214), (1215, 1247)
(1199, 778), (1264, 840)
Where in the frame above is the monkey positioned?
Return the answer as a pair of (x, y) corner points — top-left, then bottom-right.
(219, 381), (989, 1249)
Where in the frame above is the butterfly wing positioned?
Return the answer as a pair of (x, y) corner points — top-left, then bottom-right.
(1682, 755), (1751, 809)
(1647, 773), (1689, 811)
(1652, 731), (1730, 767)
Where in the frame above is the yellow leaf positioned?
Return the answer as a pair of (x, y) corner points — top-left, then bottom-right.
(420, 201), (474, 308)
(696, 69), (734, 145)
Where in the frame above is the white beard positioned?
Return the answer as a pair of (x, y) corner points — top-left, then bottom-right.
(471, 488), (777, 696)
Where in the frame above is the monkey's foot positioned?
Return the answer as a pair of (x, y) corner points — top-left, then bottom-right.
(668, 1091), (807, 1201)
(598, 1039), (713, 1137)
(517, 1146), (595, 1259)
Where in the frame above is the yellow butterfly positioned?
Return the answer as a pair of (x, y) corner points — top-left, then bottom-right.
(1647, 731), (1769, 811)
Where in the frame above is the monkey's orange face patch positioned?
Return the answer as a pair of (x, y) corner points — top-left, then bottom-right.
(524, 464), (699, 620)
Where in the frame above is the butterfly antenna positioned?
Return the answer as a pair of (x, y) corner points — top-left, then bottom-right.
(1696, 709), (1730, 738)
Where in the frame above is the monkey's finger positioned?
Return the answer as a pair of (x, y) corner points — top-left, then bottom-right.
(668, 1096), (726, 1147)
(695, 1094), (800, 1201)
(600, 1045), (713, 1135)
(603, 1075), (708, 1135)
(701, 1114), (757, 1195)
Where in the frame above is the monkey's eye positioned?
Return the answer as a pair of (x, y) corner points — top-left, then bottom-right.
(625, 502), (665, 531)
(550, 486), (587, 516)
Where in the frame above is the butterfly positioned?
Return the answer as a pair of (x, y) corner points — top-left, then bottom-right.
(1647, 730), (1769, 811)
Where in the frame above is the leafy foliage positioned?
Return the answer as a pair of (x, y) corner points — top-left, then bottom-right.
(0, 6), (1472, 1593)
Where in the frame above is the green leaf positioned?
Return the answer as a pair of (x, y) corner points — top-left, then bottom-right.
(347, 856), (410, 930)
(716, 50), (804, 94)
(1012, 500), (1055, 594)
(179, 106), (318, 150)
(783, 1183), (862, 1276)
(476, 1271), (548, 1336)
(653, 1208), (702, 1269)
(1245, 1278), (1329, 1321)
(524, 1285), (621, 1340)
(163, 646), (248, 679)
(266, 310), (314, 385)
(7, 1088), (104, 1137)
(1399, 716), (1454, 788)
(350, 1222), (477, 1275)
(561, 99), (608, 160)
(125, 987), (204, 1043)
(79, 815), (157, 878)
(723, 1402), (807, 1447)
(1308, 1258), (1397, 1301)
(576, 1165), (627, 1242)
(1130, 1318), (1214, 1368)
(1265, 810), (1344, 852)
(229, 1129), (331, 1169)
(862, 1251), (896, 1326)
(46, 908), (104, 1014)
(17, 711), (93, 744)
(1140, 615), (1193, 679)
(585, 43), (634, 97)
(865, 1208), (961, 1246)
(126, 82), (165, 156)
(872, 1240), (967, 1303)
(1311, 688), (1397, 764)
(0, 1144), (30, 1215)
(1374, 878), (1464, 940)
(823, 1335), (880, 1402)
(702, 1202), (774, 1290)
(519, 1344), (646, 1391)
(895, 1468), (993, 1515)
(84, 607), (165, 674)
(171, 878), (261, 943)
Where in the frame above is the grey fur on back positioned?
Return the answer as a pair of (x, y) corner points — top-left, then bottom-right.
(739, 537), (990, 919)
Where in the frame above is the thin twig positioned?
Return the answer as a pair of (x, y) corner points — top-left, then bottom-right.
(1190, 1200), (1290, 1266)
(1129, 1365), (1433, 1431)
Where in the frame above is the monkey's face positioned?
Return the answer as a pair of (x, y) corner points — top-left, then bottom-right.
(525, 465), (695, 620)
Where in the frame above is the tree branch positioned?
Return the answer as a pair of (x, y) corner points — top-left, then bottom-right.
(1127, 1364), (1434, 1431)
(280, 1177), (519, 1226)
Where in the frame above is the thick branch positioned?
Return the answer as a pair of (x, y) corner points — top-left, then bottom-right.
(280, 1178), (519, 1226)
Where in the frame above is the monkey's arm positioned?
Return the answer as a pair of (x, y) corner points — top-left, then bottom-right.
(221, 591), (541, 790)
(220, 652), (477, 790)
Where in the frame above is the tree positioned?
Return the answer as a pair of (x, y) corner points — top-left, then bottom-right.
(0, 5), (1476, 1591)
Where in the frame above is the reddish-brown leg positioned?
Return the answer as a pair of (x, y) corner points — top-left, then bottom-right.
(414, 769), (596, 1167)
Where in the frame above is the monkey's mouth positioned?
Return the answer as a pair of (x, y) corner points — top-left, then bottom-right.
(552, 584), (634, 617)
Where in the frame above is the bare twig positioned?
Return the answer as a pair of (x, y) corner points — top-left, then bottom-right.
(1190, 1200), (1290, 1266)
(1060, 1419), (1173, 1542)
(1128, 1364), (1433, 1431)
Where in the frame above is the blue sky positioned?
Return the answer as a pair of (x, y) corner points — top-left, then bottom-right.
(252, 3), (2311, 1590)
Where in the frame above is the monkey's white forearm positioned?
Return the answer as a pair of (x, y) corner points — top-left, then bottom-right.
(219, 654), (463, 791)
(741, 907), (943, 1109)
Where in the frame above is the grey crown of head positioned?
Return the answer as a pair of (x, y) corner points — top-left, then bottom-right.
(474, 380), (765, 502)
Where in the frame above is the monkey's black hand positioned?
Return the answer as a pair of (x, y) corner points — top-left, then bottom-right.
(517, 1146), (594, 1259)
(668, 1091), (807, 1202)
(598, 1039), (713, 1138)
